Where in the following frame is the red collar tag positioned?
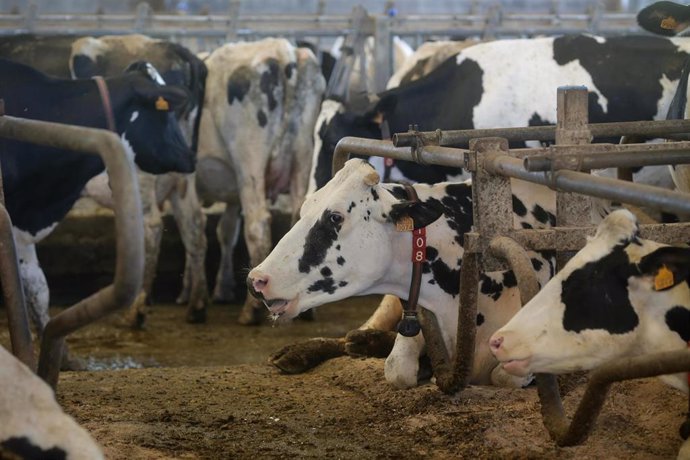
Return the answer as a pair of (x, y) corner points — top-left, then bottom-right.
(412, 227), (426, 263)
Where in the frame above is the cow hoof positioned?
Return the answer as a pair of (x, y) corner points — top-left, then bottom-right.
(129, 312), (147, 330)
(269, 338), (346, 374)
(186, 307), (207, 324)
(344, 329), (396, 358)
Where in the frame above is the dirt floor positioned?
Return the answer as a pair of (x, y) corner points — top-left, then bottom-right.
(1, 297), (687, 459)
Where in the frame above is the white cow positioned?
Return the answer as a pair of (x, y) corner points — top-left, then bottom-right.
(0, 346), (104, 459)
(178, 38), (326, 324)
(248, 159), (557, 388)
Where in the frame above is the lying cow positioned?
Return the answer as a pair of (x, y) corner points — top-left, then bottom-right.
(0, 58), (194, 355)
(176, 38), (325, 324)
(248, 159), (556, 388)
(1, 345), (104, 459)
(489, 209), (690, 454)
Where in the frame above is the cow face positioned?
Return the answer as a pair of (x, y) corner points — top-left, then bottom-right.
(113, 61), (195, 174)
(248, 159), (443, 320)
(490, 209), (690, 381)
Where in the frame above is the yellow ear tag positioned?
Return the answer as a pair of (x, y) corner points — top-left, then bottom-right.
(396, 216), (414, 232)
(155, 96), (169, 111)
(654, 265), (675, 291)
(661, 16), (678, 30)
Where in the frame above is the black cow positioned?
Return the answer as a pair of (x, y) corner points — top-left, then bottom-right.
(0, 58), (194, 343)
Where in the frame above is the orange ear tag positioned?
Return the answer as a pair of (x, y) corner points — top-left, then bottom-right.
(661, 17), (678, 30)
(396, 216), (414, 232)
(155, 96), (169, 111)
(654, 265), (675, 291)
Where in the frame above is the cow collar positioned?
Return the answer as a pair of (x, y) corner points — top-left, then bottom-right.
(92, 76), (117, 133)
(396, 183), (426, 338)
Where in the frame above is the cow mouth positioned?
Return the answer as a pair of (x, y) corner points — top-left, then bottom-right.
(499, 357), (531, 377)
(263, 297), (298, 320)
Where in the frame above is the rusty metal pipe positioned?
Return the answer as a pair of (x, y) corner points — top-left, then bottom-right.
(538, 349), (690, 446)
(332, 137), (467, 176)
(525, 145), (690, 172)
(485, 154), (690, 217)
(0, 203), (34, 370)
(0, 115), (143, 389)
(392, 119), (690, 147)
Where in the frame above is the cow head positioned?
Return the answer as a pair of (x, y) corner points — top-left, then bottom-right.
(637, 1), (690, 36)
(490, 209), (690, 380)
(109, 61), (195, 174)
(248, 159), (443, 320)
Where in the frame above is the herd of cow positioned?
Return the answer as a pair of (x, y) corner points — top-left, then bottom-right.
(4, 1), (690, 458)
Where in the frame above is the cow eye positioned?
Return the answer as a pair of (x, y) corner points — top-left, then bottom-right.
(329, 212), (343, 224)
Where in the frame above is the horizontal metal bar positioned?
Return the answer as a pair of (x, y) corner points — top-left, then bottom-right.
(485, 154), (690, 217)
(525, 142), (690, 171)
(393, 120), (690, 147)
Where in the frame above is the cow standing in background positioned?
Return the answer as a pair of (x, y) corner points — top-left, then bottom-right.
(0, 34), (208, 327)
(177, 38), (326, 324)
(0, 58), (195, 360)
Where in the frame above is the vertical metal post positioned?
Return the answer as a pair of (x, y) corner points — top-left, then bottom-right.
(373, 14), (392, 93)
(555, 86), (591, 268)
(226, 0), (242, 42)
(25, 0), (37, 32)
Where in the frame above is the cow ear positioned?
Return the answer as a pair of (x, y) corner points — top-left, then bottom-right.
(637, 1), (690, 36)
(637, 246), (690, 291)
(389, 200), (444, 230)
(135, 83), (189, 112)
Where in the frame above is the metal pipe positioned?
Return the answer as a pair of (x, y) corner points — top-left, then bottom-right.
(485, 154), (690, 217)
(0, 115), (143, 389)
(0, 204), (34, 370)
(393, 119), (690, 147)
(332, 136), (468, 176)
(538, 349), (690, 446)
(525, 143), (690, 172)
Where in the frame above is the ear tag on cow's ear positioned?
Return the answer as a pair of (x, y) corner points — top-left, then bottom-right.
(396, 216), (414, 232)
(661, 16), (678, 30)
(155, 96), (169, 111)
(654, 265), (675, 291)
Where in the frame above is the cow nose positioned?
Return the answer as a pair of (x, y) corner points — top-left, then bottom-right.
(246, 271), (269, 299)
(489, 335), (504, 354)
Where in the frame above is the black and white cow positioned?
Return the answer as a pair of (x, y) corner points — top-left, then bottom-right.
(0, 58), (194, 342)
(174, 38), (326, 325)
(489, 210), (690, 427)
(0, 345), (104, 459)
(0, 33), (208, 326)
(310, 34), (690, 195)
(248, 159), (556, 388)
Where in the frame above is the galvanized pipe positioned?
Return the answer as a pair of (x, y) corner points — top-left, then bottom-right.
(0, 115), (143, 389)
(393, 119), (690, 147)
(485, 154), (690, 217)
(525, 143), (690, 172)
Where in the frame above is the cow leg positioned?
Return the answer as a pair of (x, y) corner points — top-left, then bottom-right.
(213, 203), (241, 303)
(126, 173), (162, 328)
(169, 174), (210, 323)
(17, 241), (82, 371)
(384, 332), (426, 389)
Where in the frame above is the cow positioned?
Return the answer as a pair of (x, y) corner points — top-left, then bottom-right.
(488, 209), (690, 456)
(0, 58), (195, 361)
(175, 38), (326, 325)
(0, 34), (208, 327)
(0, 345), (104, 459)
(247, 159), (557, 389)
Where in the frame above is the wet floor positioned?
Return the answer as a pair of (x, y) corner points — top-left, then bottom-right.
(0, 296), (382, 370)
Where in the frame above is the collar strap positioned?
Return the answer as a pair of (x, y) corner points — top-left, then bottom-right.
(397, 183), (425, 338)
(93, 76), (117, 133)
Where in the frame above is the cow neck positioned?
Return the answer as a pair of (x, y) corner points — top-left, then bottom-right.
(396, 183), (426, 338)
(92, 76), (117, 133)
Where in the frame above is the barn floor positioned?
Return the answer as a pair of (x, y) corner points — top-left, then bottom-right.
(1, 297), (686, 459)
